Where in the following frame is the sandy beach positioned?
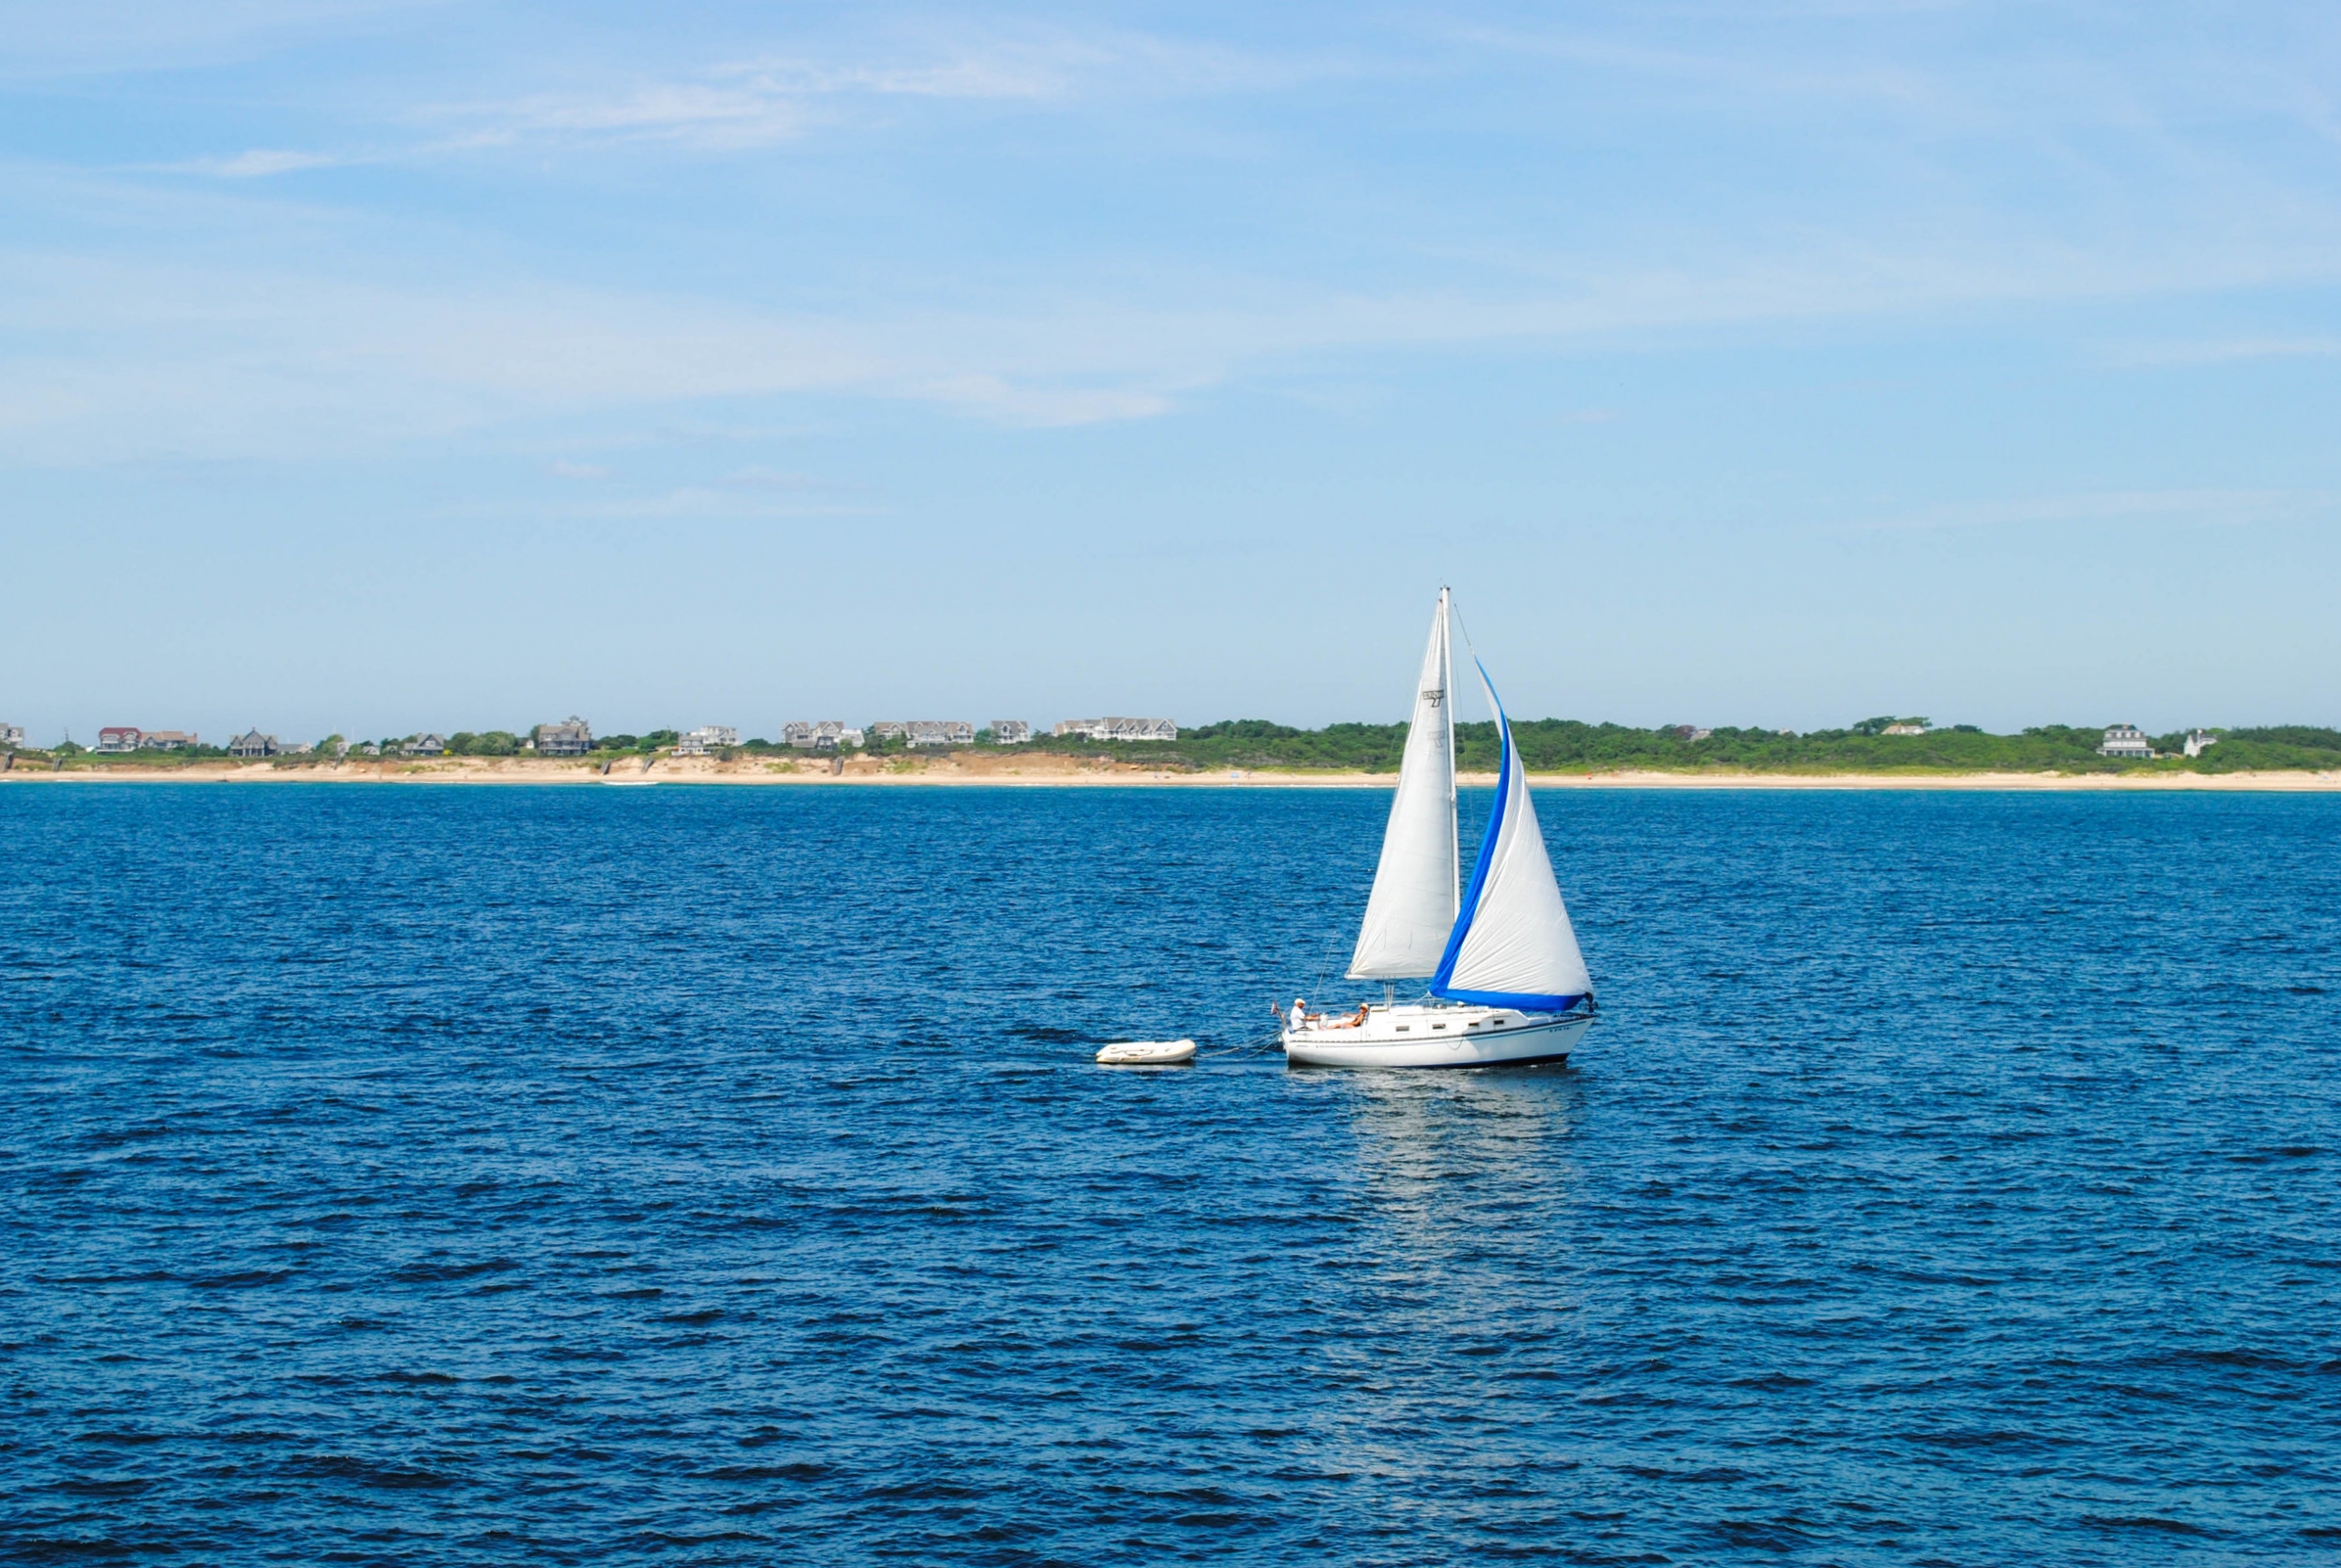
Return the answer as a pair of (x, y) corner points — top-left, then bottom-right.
(7, 754), (2340, 790)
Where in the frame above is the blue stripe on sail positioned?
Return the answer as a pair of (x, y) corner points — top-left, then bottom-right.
(1437, 985), (1590, 1012)
(1430, 659), (1510, 1000)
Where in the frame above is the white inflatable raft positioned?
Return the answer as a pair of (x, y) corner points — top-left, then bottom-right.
(1094, 1038), (1197, 1066)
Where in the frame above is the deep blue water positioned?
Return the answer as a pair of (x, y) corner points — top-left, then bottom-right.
(2, 783), (2338, 1565)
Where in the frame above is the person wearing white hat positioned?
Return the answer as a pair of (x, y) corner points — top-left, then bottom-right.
(1287, 996), (1310, 1033)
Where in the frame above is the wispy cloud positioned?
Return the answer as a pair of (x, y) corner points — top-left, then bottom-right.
(169, 147), (343, 177)
(13, 213), (2341, 467)
(449, 486), (880, 522)
(424, 29), (1307, 152)
(427, 44), (1073, 152)
(915, 374), (1175, 428)
(2111, 336), (2341, 366)
(465, 82), (807, 150)
(1859, 488), (2336, 532)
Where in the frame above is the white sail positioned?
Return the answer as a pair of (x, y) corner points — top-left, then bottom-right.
(1347, 591), (1458, 980)
(1431, 668), (1593, 1009)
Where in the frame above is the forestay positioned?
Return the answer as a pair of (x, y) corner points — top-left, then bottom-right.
(1430, 665), (1593, 1011)
(1347, 592), (1459, 980)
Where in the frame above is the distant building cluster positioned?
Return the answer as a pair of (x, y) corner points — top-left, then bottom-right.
(1054, 717), (1178, 742)
(783, 721), (864, 751)
(28, 709), (1187, 761)
(98, 726), (200, 753)
(870, 720), (975, 747)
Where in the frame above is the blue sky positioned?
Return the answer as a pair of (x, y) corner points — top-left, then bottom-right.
(5, 1), (2339, 744)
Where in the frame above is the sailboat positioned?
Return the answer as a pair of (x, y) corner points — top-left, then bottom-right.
(1282, 588), (1596, 1069)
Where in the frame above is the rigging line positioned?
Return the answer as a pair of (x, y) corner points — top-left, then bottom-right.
(1444, 598), (1505, 787)
(1449, 598), (1480, 664)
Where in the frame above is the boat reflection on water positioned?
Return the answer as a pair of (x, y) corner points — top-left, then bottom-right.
(1280, 1066), (1592, 1488)
(1336, 1064), (1584, 1219)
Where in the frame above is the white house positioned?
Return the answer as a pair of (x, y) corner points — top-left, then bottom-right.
(990, 720), (1033, 744)
(1882, 723), (1928, 736)
(905, 720), (975, 748)
(0, 723), (24, 749)
(2097, 725), (2154, 759)
(1054, 717), (1178, 742)
(676, 725), (738, 756)
(97, 726), (142, 753)
(2184, 729), (2219, 759)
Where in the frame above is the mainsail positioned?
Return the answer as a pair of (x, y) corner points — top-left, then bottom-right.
(1429, 662), (1593, 1011)
(1346, 590), (1459, 980)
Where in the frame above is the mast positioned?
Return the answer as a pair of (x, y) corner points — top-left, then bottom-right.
(1440, 587), (1457, 919)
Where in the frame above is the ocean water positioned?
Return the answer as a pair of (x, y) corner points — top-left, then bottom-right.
(2, 783), (2337, 1565)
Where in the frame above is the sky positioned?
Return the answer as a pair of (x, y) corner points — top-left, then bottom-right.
(5, 0), (2340, 745)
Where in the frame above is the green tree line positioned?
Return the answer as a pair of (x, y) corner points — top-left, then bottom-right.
(1006, 720), (2341, 774)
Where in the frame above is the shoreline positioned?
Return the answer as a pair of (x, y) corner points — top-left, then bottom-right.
(5, 758), (2340, 791)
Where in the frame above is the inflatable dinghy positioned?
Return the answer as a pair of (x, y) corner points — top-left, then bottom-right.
(1094, 1038), (1197, 1066)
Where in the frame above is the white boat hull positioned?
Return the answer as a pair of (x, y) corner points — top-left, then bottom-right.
(1282, 1002), (1589, 1069)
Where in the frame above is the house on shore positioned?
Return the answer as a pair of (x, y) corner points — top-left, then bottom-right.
(401, 734), (446, 757)
(228, 730), (278, 759)
(2097, 725), (2154, 759)
(783, 721), (857, 750)
(905, 720), (975, 748)
(869, 721), (910, 744)
(0, 723), (24, 749)
(675, 725), (740, 756)
(97, 727), (142, 753)
(535, 716), (593, 757)
(2184, 729), (2219, 759)
(990, 720), (1032, 744)
(1054, 717), (1178, 742)
(140, 730), (198, 751)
